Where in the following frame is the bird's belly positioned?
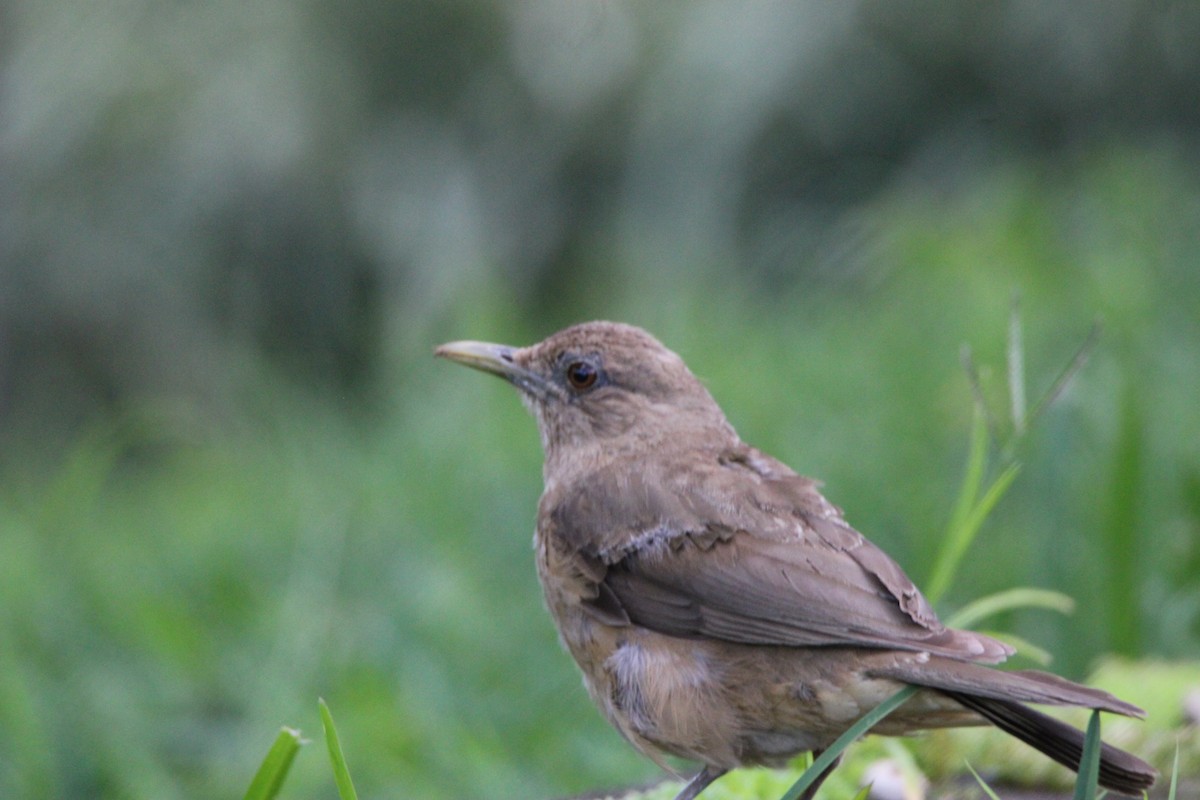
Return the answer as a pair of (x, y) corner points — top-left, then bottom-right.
(534, 567), (728, 765)
(547, 605), (909, 770)
(601, 631), (750, 766)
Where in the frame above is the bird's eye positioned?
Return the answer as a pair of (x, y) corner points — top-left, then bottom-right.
(565, 360), (599, 390)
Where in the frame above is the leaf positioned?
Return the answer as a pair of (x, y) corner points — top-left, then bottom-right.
(973, 631), (1055, 666)
(1023, 321), (1100, 432)
(1008, 293), (1027, 436)
(927, 404), (990, 604)
(320, 698), (360, 800)
(1071, 710), (1102, 800)
(965, 761), (1004, 800)
(1167, 741), (1180, 800)
(242, 727), (306, 800)
(947, 587), (1075, 629)
(959, 461), (1021, 557)
(777, 686), (918, 800)
(928, 453), (1021, 605)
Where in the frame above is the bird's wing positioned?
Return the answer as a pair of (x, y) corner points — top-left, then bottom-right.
(554, 450), (1012, 663)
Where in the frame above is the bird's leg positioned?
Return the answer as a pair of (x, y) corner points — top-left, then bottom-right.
(673, 764), (727, 800)
(798, 750), (843, 800)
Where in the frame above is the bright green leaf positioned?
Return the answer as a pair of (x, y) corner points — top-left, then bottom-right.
(778, 686), (918, 800)
(320, 698), (360, 800)
(242, 727), (305, 800)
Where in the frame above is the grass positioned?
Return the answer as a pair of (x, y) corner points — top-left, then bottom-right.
(319, 700), (359, 800)
(242, 727), (304, 800)
(1, 145), (1198, 799)
(778, 687), (919, 800)
(256, 698), (1172, 800)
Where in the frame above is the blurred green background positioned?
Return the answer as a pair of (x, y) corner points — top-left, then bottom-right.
(1, 1), (1199, 798)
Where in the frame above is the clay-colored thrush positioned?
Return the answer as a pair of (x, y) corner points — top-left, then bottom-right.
(436, 321), (1155, 799)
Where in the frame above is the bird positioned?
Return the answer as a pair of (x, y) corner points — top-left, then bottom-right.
(435, 321), (1155, 800)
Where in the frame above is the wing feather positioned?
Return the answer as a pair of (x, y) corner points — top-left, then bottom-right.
(561, 447), (1012, 663)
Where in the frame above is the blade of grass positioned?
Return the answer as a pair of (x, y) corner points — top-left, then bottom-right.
(927, 403), (990, 604)
(1071, 710), (1102, 800)
(933, 320), (1094, 605)
(778, 686), (918, 800)
(1102, 384), (1142, 656)
(242, 727), (305, 800)
(973, 631), (1055, 665)
(1008, 293), (1027, 437)
(320, 698), (360, 800)
(1167, 741), (1180, 800)
(928, 458), (1021, 605)
(1023, 322), (1101, 433)
(965, 761), (1003, 800)
(960, 461), (1021, 547)
(947, 587), (1075, 629)
(960, 344), (999, 445)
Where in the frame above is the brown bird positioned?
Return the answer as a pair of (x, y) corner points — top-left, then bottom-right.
(435, 321), (1155, 799)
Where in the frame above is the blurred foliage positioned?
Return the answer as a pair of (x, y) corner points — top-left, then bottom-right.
(1, 1), (1199, 798)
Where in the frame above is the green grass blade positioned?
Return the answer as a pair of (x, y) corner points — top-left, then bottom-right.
(975, 631), (1055, 665)
(931, 461), (1022, 604)
(1024, 321), (1100, 431)
(927, 404), (989, 603)
(242, 727), (305, 800)
(947, 587), (1075, 629)
(961, 461), (1021, 545)
(1167, 741), (1180, 800)
(928, 460), (1020, 607)
(1008, 293), (1027, 436)
(1071, 710), (1102, 800)
(1102, 385), (1142, 656)
(965, 761), (1003, 800)
(320, 698), (360, 800)
(778, 686), (918, 800)
(959, 344), (998, 444)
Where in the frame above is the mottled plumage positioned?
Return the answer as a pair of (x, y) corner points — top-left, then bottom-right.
(436, 321), (1154, 799)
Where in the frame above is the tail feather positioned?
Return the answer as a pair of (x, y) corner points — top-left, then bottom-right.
(943, 691), (1157, 795)
(876, 656), (1145, 716)
(870, 657), (1156, 794)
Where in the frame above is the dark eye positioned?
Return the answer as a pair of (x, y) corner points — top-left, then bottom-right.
(565, 360), (598, 390)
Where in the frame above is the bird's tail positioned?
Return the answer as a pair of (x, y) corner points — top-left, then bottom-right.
(873, 657), (1157, 795)
(940, 690), (1155, 795)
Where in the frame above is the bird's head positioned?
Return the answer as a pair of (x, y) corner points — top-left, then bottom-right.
(436, 321), (732, 466)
